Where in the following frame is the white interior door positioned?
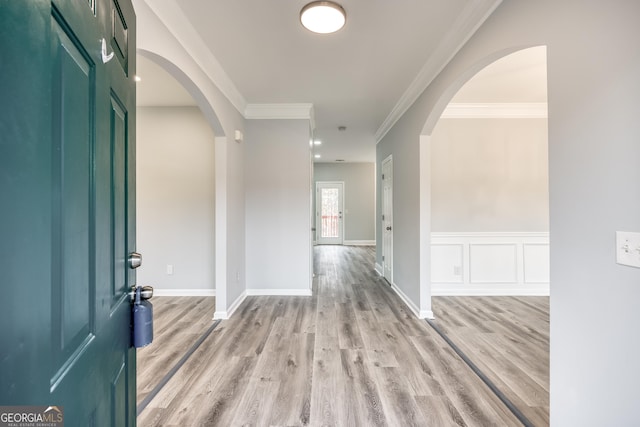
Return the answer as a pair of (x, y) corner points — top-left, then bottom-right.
(316, 182), (344, 245)
(382, 156), (393, 283)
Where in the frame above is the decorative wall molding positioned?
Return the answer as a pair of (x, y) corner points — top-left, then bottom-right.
(245, 289), (313, 296)
(440, 102), (548, 119)
(153, 288), (216, 297)
(375, 0), (503, 142)
(431, 231), (550, 295)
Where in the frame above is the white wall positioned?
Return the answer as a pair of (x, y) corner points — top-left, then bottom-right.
(136, 107), (215, 294)
(245, 119), (312, 294)
(431, 118), (548, 232)
(377, 0), (640, 424)
(314, 163), (376, 243)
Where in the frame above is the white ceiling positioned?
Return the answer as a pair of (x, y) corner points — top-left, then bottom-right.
(136, 1), (546, 162)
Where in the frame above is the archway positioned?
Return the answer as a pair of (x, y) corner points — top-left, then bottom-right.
(419, 46), (550, 424)
(134, 50), (225, 411)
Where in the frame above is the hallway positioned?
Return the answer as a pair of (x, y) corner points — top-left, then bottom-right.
(138, 246), (548, 426)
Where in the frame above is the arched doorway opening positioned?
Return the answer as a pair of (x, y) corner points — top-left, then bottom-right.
(134, 50), (223, 410)
(420, 46), (550, 424)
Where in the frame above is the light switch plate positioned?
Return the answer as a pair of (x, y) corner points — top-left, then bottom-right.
(616, 231), (640, 268)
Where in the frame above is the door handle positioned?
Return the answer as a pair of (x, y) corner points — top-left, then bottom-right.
(128, 252), (142, 269)
(129, 285), (153, 301)
(386, 226), (392, 231)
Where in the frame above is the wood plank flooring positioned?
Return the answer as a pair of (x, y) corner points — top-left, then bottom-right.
(138, 246), (548, 426)
(137, 296), (216, 405)
(431, 296), (550, 426)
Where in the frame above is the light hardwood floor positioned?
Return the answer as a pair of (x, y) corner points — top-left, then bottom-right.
(138, 246), (549, 426)
(137, 296), (216, 405)
(431, 296), (549, 426)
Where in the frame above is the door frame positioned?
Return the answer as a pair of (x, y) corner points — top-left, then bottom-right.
(315, 181), (345, 245)
(382, 155), (393, 284)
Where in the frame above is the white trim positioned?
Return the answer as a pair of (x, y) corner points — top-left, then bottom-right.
(153, 289), (215, 297)
(432, 231), (549, 239)
(214, 290), (247, 320)
(245, 289), (313, 296)
(419, 135), (432, 321)
(141, 0), (247, 114)
(245, 103), (316, 129)
(375, 0), (503, 142)
(440, 103), (548, 119)
(420, 310), (435, 319)
(375, 262), (383, 276)
(431, 287), (549, 296)
(214, 136), (228, 319)
(430, 231), (550, 296)
(343, 240), (375, 246)
(390, 282), (433, 319)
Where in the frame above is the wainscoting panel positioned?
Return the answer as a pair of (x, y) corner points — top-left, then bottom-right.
(431, 244), (464, 283)
(431, 232), (549, 295)
(470, 244), (518, 284)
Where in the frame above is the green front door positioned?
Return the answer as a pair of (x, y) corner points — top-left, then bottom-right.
(0, 0), (137, 425)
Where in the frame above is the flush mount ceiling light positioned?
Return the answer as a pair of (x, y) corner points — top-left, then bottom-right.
(300, 1), (346, 34)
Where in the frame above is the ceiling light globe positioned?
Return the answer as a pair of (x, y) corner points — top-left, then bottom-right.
(300, 2), (346, 34)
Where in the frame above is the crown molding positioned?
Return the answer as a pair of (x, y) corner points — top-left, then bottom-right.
(142, 0), (247, 114)
(441, 102), (548, 118)
(375, 0), (503, 143)
(245, 103), (315, 127)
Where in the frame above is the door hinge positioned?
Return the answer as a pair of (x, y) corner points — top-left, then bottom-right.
(382, 173), (385, 180)
(382, 255), (385, 261)
(382, 214), (385, 221)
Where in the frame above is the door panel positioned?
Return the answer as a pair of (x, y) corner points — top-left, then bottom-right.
(110, 94), (128, 308)
(0, 0), (137, 425)
(51, 14), (96, 384)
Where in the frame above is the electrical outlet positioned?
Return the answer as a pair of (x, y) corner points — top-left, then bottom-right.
(616, 231), (640, 268)
(453, 266), (462, 275)
(166, 264), (174, 275)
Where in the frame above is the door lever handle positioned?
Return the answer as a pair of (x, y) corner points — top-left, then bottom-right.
(128, 285), (153, 301)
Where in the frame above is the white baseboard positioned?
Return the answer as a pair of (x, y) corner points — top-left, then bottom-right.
(420, 310), (435, 319)
(245, 288), (313, 296)
(389, 282), (421, 319)
(343, 240), (375, 246)
(431, 286), (550, 296)
(153, 288), (216, 297)
(375, 263), (383, 276)
(227, 291), (247, 317)
(214, 290), (247, 320)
